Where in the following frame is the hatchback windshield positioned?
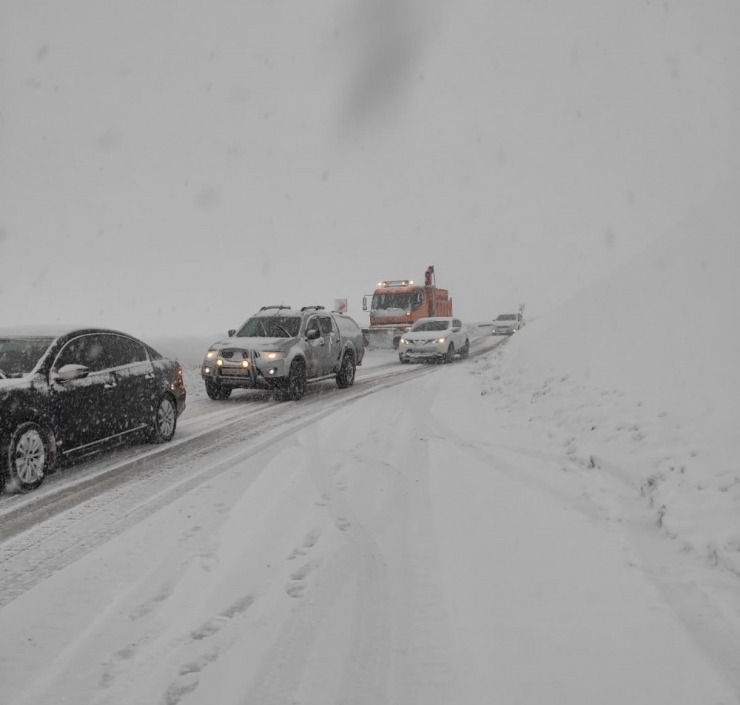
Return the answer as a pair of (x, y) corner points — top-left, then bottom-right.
(236, 317), (301, 338)
(411, 320), (449, 332)
(0, 337), (54, 377)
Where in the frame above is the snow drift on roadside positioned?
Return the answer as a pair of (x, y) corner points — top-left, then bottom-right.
(478, 179), (740, 576)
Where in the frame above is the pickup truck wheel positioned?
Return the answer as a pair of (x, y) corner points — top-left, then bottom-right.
(205, 379), (232, 400)
(285, 359), (307, 401)
(6, 422), (54, 491)
(336, 352), (356, 388)
(460, 339), (470, 359)
(444, 343), (455, 364)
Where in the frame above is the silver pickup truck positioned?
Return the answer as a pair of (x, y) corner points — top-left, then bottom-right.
(201, 305), (365, 401)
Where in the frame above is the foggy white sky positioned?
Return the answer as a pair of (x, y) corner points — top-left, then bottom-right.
(1, 0), (738, 338)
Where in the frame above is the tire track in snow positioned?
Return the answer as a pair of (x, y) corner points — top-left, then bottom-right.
(0, 368), (437, 609)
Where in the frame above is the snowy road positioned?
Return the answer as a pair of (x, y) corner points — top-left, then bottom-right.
(0, 329), (737, 704)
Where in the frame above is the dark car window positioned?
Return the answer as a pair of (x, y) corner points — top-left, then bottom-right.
(107, 335), (149, 367)
(319, 316), (335, 336)
(0, 337), (54, 377)
(55, 334), (111, 373)
(497, 314), (517, 321)
(334, 315), (361, 335)
(305, 317), (320, 336)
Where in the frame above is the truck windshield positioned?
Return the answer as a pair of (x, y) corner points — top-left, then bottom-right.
(236, 317), (301, 338)
(372, 290), (424, 311)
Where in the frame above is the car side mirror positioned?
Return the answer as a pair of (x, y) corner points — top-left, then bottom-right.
(228, 329), (236, 337)
(52, 364), (90, 382)
(306, 329), (321, 340)
(452, 326), (461, 332)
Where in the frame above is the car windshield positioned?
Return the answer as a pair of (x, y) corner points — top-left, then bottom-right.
(0, 337), (54, 377)
(412, 320), (449, 332)
(497, 314), (517, 321)
(236, 317), (301, 338)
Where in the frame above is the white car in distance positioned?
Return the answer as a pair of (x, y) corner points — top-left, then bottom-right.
(492, 312), (525, 335)
(398, 317), (470, 364)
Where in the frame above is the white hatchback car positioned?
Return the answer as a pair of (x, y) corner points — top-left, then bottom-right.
(492, 312), (525, 335)
(398, 317), (470, 364)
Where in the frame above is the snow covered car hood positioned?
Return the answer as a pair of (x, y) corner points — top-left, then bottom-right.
(403, 330), (451, 342)
(209, 336), (293, 351)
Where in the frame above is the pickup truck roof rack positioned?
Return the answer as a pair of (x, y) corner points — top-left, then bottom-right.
(259, 305), (291, 312)
(300, 305), (325, 312)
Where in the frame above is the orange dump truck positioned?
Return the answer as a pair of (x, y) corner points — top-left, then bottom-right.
(362, 266), (453, 349)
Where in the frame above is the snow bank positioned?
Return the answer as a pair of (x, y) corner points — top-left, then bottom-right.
(477, 179), (740, 576)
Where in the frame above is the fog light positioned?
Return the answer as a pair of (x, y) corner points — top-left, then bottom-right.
(204, 367), (211, 374)
(242, 360), (249, 368)
(268, 368), (277, 375)
(217, 359), (223, 366)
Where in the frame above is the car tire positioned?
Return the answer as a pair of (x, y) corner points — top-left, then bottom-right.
(148, 394), (177, 443)
(336, 352), (356, 389)
(445, 343), (455, 364)
(6, 421), (53, 491)
(399, 354), (409, 364)
(283, 359), (307, 401)
(460, 339), (470, 359)
(205, 379), (232, 400)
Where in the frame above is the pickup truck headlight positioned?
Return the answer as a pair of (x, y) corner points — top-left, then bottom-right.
(260, 351), (285, 360)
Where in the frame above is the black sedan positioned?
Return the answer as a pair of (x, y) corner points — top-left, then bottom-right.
(0, 326), (187, 492)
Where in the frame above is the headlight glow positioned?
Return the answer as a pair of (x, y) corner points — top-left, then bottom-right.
(206, 349), (219, 359)
(216, 359), (223, 366)
(400, 338), (409, 345)
(435, 337), (447, 344)
(260, 351), (285, 360)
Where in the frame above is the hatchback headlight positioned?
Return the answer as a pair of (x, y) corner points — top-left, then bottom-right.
(260, 351), (285, 360)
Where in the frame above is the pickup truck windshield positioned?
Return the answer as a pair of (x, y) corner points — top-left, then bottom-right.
(237, 317), (301, 338)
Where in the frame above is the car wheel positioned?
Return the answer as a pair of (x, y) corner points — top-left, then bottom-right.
(149, 394), (177, 443)
(284, 359), (306, 401)
(460, 339), (470, 359)
(399, 354), (409, 364)
(205, 379), (232, 400)
(6, 421), (53, 491)
(336, 352), (356, 389)
(445, 343), (455, 364)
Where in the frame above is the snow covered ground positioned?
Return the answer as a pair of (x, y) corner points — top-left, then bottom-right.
(1, 186), (739, 703)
